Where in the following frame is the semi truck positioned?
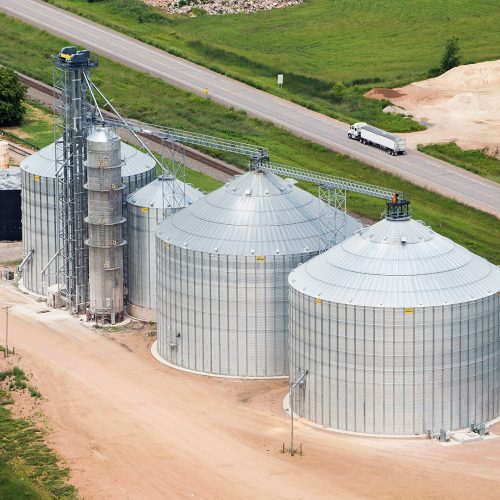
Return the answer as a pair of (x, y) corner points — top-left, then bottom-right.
(348, 122), (406, 155)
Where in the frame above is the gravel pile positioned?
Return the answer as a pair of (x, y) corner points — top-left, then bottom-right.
(144, 0), (303, 15)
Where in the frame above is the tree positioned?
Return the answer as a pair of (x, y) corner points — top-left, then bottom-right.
(441, 37), (460, 73)
(0, 67), (26, 127)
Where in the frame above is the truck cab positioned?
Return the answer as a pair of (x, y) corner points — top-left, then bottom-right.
(348, 122), (367, 139)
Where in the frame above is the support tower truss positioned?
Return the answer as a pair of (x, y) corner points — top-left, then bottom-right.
(160, 138), (187, 217)
(53, 48), (97, 313)
(318, 185), (347, 251)
(255, 162), (399, 251)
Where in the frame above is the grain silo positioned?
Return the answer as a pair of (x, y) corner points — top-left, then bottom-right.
(288, 199), (500, 435)
(85, 128), (125, 323)
(20, 139), (155, 296)
(156, 170), (362, 378)
(127, 175), (203, 320)
(0, 166), (21, 241)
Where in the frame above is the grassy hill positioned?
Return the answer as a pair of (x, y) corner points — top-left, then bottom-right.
(44, 0), (500, 131)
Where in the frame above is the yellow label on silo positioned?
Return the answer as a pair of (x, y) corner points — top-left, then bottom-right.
(404, 307), (414, 314)
(140, 207), (149, 213)
(315, 298), (322, 305)
(164, 243), (171, 249)
(256, 256), (265, 262)
(34, 175), (40, 182)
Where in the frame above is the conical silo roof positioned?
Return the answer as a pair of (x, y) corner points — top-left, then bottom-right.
(156, 170), (361, 255)
(20, 139), (155, 178)
(127, 175), (203, 210)
(289, 216), (500, 308)
(87, 127), (119, 144)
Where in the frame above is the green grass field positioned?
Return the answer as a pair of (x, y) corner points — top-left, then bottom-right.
(2, 102), (54, 149)
(44, 0), (500, 131)
(0, 12), (499, 263)
(418, 142), (500, 184)
(181, 166), (223, 192)
(0, 461), (47, 500)
(0, 383), (75, 499)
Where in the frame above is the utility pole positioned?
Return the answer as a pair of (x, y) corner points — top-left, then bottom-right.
(289, 369), (308, 456)
(2, 305), (11, 358)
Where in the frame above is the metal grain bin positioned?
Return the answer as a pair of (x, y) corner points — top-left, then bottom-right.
(86, 128), (126, 323)
(156, 170), (361, 378)
(20, 140), (155, 296)
(0, 167), (22, 241)
(127, 175), (203, 320)
(288, 204), (500, 435)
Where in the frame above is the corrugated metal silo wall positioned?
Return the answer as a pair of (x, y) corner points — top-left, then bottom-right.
(0, 190), (21, 240)
(21, 169), (154, 297)
(288, 288), (500, 435)
(86, 137), (124, 317)
(157, 241), (317, 377)
(127, 203), (164, 318)
(122, 171), (155, 290)
(21, 170), (58, 295)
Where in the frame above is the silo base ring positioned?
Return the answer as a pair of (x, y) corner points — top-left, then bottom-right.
(151, 340), (288, 380)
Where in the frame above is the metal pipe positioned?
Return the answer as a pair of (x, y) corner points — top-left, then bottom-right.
(83, 72), (104, 122)
(17, 249), (34, 273)
(290, 369), (308, 455)
(41, 248), (61, 276)
(89, 82), (164, 174)
(2, 305), (11, 358)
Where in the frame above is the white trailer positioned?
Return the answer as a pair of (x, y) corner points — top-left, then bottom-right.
(348, 122), (406, 155)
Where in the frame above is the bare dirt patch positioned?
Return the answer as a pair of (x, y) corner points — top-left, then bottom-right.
(0, 241), (22, 266)
(0, 357), (44, 422)
(365, 88), (404, 100)
(366, 60), (500, 156)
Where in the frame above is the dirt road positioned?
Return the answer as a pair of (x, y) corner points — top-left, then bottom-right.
(1, 282), (500, 499)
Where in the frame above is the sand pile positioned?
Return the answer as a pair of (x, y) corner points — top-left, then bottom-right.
(366, 60), (500, 156)
(443, 92), (483, 112)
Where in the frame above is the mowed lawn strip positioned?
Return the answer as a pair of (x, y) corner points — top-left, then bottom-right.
(0, 12), (498, 263)
(42, 0), (500, 132)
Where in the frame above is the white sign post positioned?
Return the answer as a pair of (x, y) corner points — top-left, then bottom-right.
(277, 74), (284, 88)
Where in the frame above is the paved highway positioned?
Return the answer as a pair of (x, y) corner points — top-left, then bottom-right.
(2, 0), (499, 217)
